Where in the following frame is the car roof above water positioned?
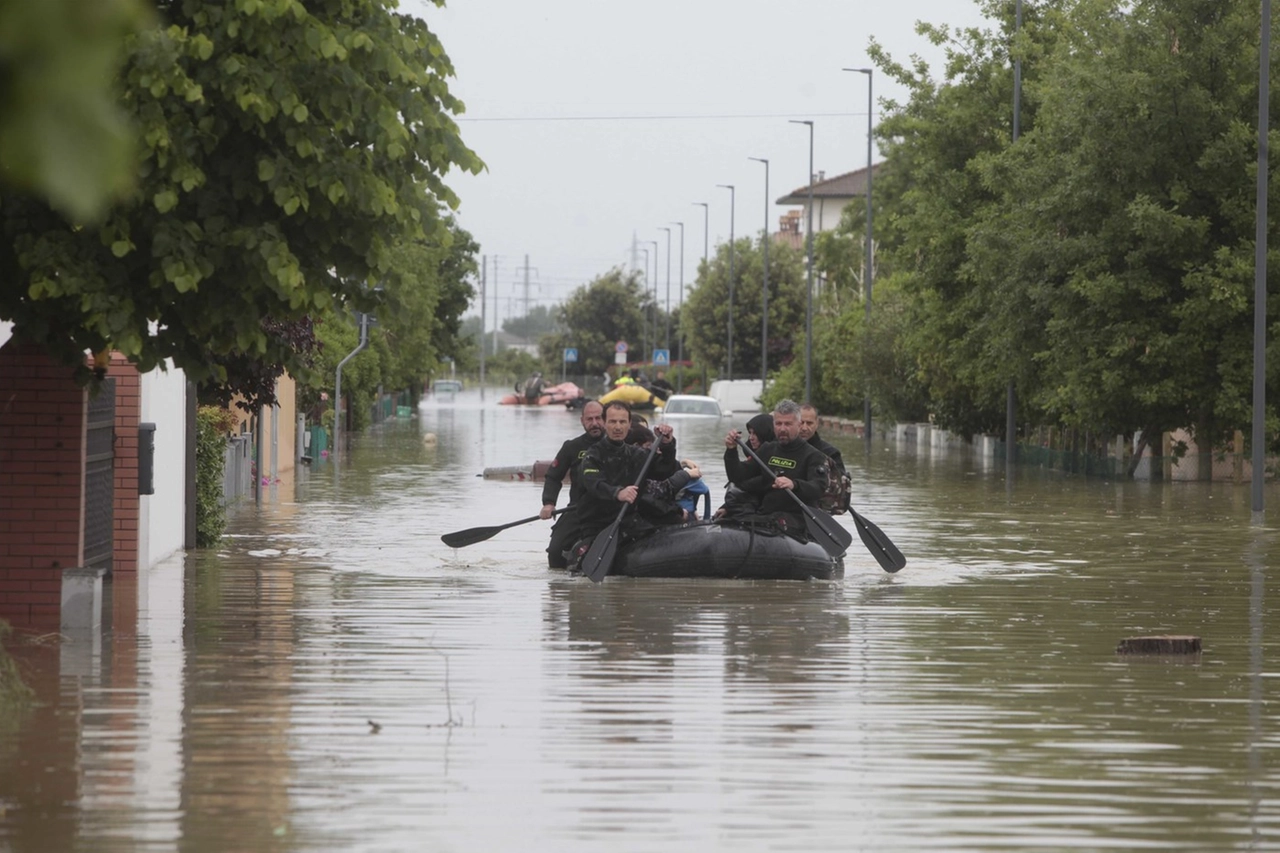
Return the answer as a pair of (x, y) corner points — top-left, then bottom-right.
(659, 395), (722, 417)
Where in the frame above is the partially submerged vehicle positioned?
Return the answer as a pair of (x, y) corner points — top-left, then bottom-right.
(708, 379), (764, 414)
(657, 394), (722, 419)
(432, 379), (464, 395)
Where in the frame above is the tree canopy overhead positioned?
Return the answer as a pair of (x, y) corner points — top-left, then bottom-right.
(0, 0), (149, 219)
(1, 0), (482, 394)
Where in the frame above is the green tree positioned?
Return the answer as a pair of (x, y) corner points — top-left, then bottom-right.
(540, 268), (646, 377)
(1, 0), (482, 403)
(503, 304), (562, 343)
(294, 219), (478, 424)
(376, 221), (478, 395)
(0, 0), (150, 219)
(682, 237), (807, 382)
(968, 0), (1274, 472)
(864, 1), (1052, 437)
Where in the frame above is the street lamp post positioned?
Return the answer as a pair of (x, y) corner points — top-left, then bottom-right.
(1254, 0), (1271, 516)
(694, 203), (710, 378)
(638, 247), (649, 361)
(659, 227), (672, 352)
(790, 119), (815, 403)
(716, 184), (736, 380)
(845, 66), (874, 448)
(639, 246), (650, 362)
(748, 157), (770, 389)
(646, 240), (659, 363)
(671, 221), (685, 372)
(693, 202), (709, 271)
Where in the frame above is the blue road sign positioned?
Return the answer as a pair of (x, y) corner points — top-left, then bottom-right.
(564, 347), (578, 362)
(615, 341), (629, 353)
(653, 349), (670, 366)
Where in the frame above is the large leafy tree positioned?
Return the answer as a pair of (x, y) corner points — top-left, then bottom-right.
(295, 218), (478, 421)
(0, 0), (482, 402)
(540, 269), (647, 377)
(969, 0), (1272, 472)
(864, 1), (1051, 437)
(682, 237), (807, 381)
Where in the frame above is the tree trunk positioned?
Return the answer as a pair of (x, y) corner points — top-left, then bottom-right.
(1125, 428), (1156, 479)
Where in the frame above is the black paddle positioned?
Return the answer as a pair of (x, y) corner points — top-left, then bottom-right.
(441, 507), (567, 549)
(848, 507), (907, 573)
(580, 440), (662, 583)
(735, 437), (853, 558)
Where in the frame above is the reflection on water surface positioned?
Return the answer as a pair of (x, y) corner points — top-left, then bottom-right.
(4, 388), (1280, 851)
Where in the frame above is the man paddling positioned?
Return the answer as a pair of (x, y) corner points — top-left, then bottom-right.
(721, 399), (829, 535)
(540, 400), (605, 568)
(570, 401), (698, 565)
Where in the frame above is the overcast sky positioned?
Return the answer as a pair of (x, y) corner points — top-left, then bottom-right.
(402, 0), (997, 330)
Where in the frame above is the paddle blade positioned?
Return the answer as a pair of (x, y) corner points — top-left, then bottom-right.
(800, 505), (854, 556)
(852, 510), (906, 573)
(441, 526), (503, 549)
(440, 510), (555, 549)
(581, 522), (622, 583)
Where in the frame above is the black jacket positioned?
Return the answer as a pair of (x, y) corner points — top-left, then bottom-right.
(578, 437), (690, 531)
(808, 431), (844, 473)
(542, 431), (599, 507)
(738, 437), (829, 514)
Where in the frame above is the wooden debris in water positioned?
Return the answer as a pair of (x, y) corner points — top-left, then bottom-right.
(1116, 635), (1202, 655)
(481, 460), (554, 481)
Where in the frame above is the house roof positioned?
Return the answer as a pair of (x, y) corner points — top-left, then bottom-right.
(775, 162), (883, 205)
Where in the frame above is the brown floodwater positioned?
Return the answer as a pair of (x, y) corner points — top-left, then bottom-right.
(4, 387), (1280, 852)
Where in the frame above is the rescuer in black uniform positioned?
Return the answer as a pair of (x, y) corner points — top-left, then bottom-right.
(572, 401), (696, 555)
(720, 399), (829, 536)
(799, 404), (844, 473)
(540, 400), (605, 568)
(800, 402), (852, 513)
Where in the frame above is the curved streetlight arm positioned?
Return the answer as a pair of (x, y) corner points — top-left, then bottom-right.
(748, 157), (770, 388)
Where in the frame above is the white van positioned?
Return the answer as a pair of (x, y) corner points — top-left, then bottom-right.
(708, 379), (764, 414)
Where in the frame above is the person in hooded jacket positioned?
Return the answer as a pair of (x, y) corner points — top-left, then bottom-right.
(713, 412), (776, 518)
(722, 412), (776, 486)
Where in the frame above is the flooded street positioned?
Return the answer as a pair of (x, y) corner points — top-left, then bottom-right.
(5, 388), (1280, 851)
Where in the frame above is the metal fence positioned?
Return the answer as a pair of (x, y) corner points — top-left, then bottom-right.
(223, 434), (253, 505)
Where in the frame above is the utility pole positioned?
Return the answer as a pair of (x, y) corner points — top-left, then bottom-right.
(479, 254), (486, 393)
(523, 253), (530, 345)
(1007, 0), (1022, 473)
(749, 157), (770, 389)
(492, 256), (500, 356)
(718, 185), (736, 380)
(514, 255), (539, 346)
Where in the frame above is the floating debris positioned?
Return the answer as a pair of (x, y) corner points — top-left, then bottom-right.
(1116, 635), (1202, 655)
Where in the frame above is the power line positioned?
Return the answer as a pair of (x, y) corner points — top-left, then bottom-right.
(457, 110), (868, 123)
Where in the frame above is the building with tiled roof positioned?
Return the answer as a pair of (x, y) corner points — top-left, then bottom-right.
(776, 163), (882, 233)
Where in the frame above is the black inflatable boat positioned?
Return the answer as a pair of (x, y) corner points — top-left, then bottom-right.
(606, 522), (843, 581)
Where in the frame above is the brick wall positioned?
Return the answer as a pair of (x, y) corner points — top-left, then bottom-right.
(0, 342), (86, 623)
(107, 355), (141, 573)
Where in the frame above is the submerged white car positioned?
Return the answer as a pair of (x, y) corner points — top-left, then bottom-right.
(658, 394), (723, 418)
